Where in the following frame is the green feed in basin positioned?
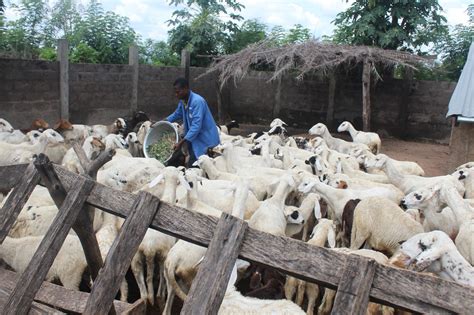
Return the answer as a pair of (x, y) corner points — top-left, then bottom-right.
(146, 132), (176, 162)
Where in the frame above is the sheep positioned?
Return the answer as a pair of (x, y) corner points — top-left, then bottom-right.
(0, 129), (64, 166)
(61, 136), (105, 174)
(54, 119), (92, 145)
(136, 120), (152, 154)
(95, 215), (129, 301)
(270, 118), (288, 128)
(299, 177), (403, 223)
(390, 231), (474, 287)
(310, 139), (360, 171)
(0, 118), (14, 133)
(284, 193), (321, 239)
(131, 167), (180, 305)
(218, 120), (240, 135)
(285, 219), (336, 315)
(163, 179), (250, 315)
(337, 121), (381, 154)
(91, 118), (126, 138)
(318, 248), (391, 315)
(400, 187), (459, 239)
(126, 132), (141, 157)
(453, 168), (474, 198)
(352, 148), (425, 176)
(350, 196), (424, 255)
(309, 123), (369, 154)
(8, 205), (64, 238)
(219, 263), (305, 315)
(365, 153), (465, 195)
(0, 235), (87, 290)
(248, 174), (298, 237)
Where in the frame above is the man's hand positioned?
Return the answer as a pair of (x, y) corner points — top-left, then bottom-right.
(173, 139), (185, 151)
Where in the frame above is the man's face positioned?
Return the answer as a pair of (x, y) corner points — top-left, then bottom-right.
(174, 85), (189, 100)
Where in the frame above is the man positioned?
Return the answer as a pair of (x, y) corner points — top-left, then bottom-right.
(166, 78), (220, 166)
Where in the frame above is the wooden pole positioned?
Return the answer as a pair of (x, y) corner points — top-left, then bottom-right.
(273, 76), (282, 118)
(129, 45), (139, 115)
(362, 60), (371, 131)
(327, 71), (336, 129)
(181, 49), (191, 83)
(57, 39), (69, 120)
(216, 79), (226, 124)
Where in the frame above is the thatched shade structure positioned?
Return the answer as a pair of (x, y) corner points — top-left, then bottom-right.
(200, 40), (431, 131)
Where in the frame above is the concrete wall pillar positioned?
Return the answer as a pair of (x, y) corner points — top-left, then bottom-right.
(57, 39), (69, 120)
(129, 45), (139, 115)
(181, 49), (191, 83)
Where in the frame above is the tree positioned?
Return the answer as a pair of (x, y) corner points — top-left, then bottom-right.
(224, 19), (266, 53)
(284, 24), (311, 44)
(139, 38), (180, 66)
(47, 0), (82, 47)
(436, 4), (474, 81)
(167, 0), (244, 66)
(333, 0), (448, 52)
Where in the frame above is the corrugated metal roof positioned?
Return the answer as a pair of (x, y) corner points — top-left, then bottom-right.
(447, 42), (474, 118)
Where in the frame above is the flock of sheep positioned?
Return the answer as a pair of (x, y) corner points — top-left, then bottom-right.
(0, 114), (473, 315)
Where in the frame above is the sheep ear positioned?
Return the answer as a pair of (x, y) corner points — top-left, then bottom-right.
(315, 158), (323, 172)
(328, 227), (336, 248)
(148, 174), (164, 188)
(314, 201), (322, 219)
(192, 160), (200, 167)
(178, 174), (191, 191)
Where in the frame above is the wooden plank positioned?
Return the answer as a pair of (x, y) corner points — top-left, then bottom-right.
(0, 163), (41, 242)
(86, 148), (115, 179)
(362, 59), (371, 132)
(1, 285), (65, 315)
(83, 191), (160, 315)
(72, 142), (91, 171)
(0, 268), (131, 314)
(181, 213), (248, 315)
(331, 255), (376, 315)
(3, 176), (94, 315)
(1, 164), (473, 314)
(35, 155), (105, 281)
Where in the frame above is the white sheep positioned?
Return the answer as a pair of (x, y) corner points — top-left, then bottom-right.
(249, 174), (298, 236)
(126, 132), (141, 157)
(352, 148), (425, 176)
(0, 130), (28, 144)
(285, 219), (336, 315)
(54, 119), (92, 145)
(453, 168), (474, 198)
(337, 121), (381, 154)
(350, 196), (424, 255)
(61, 136), (105, 174)
(0, 118), (14, 133)
(309, 123), (369, 154)
(0, 129), (64, 166)
(219, 263), (305, 315)
(91, 117), (126, 139)
(390, 231), (474, 287)
(401, 187), (459, 240)
(0, 235), (87, 290)
(365, 154), (464, 195)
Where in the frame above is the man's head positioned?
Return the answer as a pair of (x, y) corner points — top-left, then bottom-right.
(174, 78), (190, 101)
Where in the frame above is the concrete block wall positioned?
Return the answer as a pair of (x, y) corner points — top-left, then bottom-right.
(0, 59), (60, 129)
(0, 57), (455, 141)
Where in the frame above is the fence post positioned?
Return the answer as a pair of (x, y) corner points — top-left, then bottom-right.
(57, 39), (69, 120)
(129, 45), (139, 115)
(181, 49), (191, 83)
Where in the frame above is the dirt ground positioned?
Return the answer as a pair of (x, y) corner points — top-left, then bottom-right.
(380, 138), (450, 176)
(234, 124), (451, 177)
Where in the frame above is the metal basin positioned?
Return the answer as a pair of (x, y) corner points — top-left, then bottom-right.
(143, 121), (179, 162)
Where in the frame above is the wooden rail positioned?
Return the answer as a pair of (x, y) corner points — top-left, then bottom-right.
(1, 162), (474, 314)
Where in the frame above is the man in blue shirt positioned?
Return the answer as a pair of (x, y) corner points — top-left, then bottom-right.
(166, 78), (220, 166)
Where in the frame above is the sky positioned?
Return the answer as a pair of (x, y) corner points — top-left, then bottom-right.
(4, 0), (473, 41)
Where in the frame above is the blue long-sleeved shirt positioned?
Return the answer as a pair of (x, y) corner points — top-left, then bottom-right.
(166, 91), (220, 157)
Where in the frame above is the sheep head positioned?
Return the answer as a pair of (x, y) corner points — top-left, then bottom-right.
(308, 123), (327, 136)
(337, 121), (350, 133)
(0, 118), (15, 133)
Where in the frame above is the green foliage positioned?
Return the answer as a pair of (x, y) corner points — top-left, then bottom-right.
(333, 0), (448, 52)
(435, 4), (474, 81)
(224, 19), (267, 53)
(70, 42), (99, 63)
(167, 0), (244, 65)
(139, 39), (180, 66)
(39, 46), (56, 60)
(284, 24), (311, 44)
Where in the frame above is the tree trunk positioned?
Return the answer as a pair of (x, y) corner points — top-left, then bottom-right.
(362, 60), (371, 132)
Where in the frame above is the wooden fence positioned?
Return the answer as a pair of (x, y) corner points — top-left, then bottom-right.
(0, 158), (473, 314)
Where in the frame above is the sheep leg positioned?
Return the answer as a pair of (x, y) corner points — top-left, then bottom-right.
(284, 276), (297, 301)
(157, 261), (166, 299)
(350, 223), (369, 250)
(305, 283), (319, 315)
(146, 253), (156, 305)
(120, 278), (129, 302)
(295, 280), (305, 306)
(163, 269), (175, 315)
(131, 254), (148, 302)
(60, 272), (82, 291)
(318, 289), (336, 315)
